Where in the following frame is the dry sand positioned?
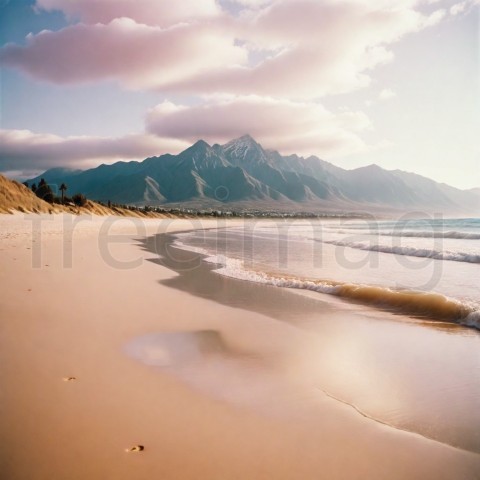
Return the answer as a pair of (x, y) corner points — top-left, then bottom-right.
(1, 213), (479, 480)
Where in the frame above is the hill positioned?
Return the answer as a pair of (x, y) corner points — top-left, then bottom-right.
(0, 174), (170, 218)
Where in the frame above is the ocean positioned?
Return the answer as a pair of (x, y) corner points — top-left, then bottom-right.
(128, 217), (480, 455)
(173, 217), (480, 329)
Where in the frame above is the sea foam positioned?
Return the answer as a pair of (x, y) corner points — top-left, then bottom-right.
(323, 240), (480, 264)
(197, 252), (480, 330)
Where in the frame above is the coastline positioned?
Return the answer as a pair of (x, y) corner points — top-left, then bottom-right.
(1, 213), (479, 479)
(145, 227), (480, 453)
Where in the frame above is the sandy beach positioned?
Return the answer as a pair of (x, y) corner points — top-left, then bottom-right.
(1, 213), (479, 480)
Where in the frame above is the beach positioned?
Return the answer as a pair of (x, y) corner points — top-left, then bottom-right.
(1, 213), (479, 480)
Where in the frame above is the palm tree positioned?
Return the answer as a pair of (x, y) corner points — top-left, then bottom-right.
(60, 183), (67, 204)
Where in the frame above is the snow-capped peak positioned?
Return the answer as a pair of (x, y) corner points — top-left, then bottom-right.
(221, 135), (267, 163)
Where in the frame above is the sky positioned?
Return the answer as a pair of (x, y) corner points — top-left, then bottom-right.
(0, 0), (478, 189)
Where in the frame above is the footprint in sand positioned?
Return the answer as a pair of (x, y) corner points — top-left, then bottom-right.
(126, 445), (145, 452)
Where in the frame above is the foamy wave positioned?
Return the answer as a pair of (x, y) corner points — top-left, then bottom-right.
(171, 235), (480, 330)
(461, 311), (480, 329)
(172, 236), (210, 256)
(324, 240), (480, 264)
(382, 231), (480, 240)
(203, 254), (480, 330)
(329, 230), (480, 240)
(207, 255), (340, 295)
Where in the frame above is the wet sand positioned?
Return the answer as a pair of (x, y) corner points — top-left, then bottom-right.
(142, 231), (480, 454)
(1, 214), (479, 479)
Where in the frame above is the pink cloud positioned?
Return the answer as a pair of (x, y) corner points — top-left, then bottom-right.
(0, 18), (247, 89)
(0, 93), (378, 175)
(1, 1), (446, 98)
(163, 1), (443, 97)
(0, 0), (450, 174)
(146, 96), (373, 157)
(0, 129), (188, 171)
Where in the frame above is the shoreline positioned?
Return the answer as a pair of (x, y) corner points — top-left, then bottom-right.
(1, 213), (480, 479)
(144, 228), (480, 453)
(160, 227), (480, 330)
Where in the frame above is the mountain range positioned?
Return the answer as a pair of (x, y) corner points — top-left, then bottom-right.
(28, 135), (479, 214)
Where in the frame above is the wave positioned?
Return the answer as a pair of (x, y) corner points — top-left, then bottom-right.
(326, 219), (480, 230)
(203, 255), (480, 330)
(328, 230), (480, 240)
(323, 240), (480, 263)
(382, 230), (480, 240)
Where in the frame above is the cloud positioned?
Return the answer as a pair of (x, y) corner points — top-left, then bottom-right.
(448, 0), (480, 16)
(225, 0), (272, 8)
(450, 2), (467, 15)
(0, 129), (189, 172)
(35, 0), (221, 27)
(0, 94), (378, 175)
(0, 0), (454, 175)
(1, 1), (447, 98)
(0, 18), (247, 89)
(146, 96), (373, 157)
(379, 88), (397, 100)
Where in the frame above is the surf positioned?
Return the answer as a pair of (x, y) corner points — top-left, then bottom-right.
(322, 240), (480, 264)
(202, 254), (480, 330)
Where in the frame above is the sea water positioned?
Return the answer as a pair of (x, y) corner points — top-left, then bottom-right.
(173, 218), (480, 329)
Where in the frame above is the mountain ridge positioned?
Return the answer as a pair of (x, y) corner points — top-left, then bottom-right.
(26, 135), (479, 214)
